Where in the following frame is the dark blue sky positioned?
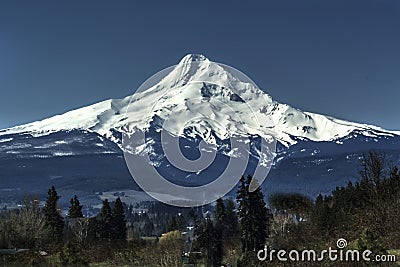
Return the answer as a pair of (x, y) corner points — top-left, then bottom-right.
(1, 0), (399, 130)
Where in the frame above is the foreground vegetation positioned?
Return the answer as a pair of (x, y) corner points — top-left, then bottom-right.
(0, 151), (399, 266)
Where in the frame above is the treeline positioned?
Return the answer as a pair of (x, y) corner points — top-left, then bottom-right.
(0, 175), (273, 266)
(0, 151), (399, 266)
(268, 152), (400, 266)
(188, 152), (400, 266)
(0, 187), (129, 265)
(318, 151), (400, 248)
(125, 201), (212, 237)
(189, 175), (272, 266)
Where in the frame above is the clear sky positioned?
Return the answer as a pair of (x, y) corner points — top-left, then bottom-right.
(0, 0), (399, 130)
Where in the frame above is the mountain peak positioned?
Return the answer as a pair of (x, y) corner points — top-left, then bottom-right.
(1, 54), (398, 148)
(179, 54), (209, 65)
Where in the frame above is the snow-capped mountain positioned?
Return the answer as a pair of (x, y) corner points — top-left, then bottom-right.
(1, 54), (398, 147)
(1, 54), (400, 206)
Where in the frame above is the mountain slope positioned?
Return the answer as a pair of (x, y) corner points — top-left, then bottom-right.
(1, 54), (398, 147)
(1, 54), (400, 207)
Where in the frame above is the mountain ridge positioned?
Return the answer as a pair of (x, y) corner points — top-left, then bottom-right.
(1, 55), (400, 205)
(1, 54), (398, 148)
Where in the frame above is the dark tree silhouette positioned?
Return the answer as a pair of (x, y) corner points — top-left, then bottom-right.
(112, 197), (127, 240)
(224, 199), (239, 243)
(68, 195), (83, 218)
(236, 175), (271, 252)
(43, 186), (64, 242)
(195, 215), (221, 266)
(168, 216), (178, 232)
(98, 199), (113, 240)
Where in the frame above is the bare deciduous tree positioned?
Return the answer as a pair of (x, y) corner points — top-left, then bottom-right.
(72, 218), (90, 245)
(0, 197), (50, 249)
(270, 212), (293, 238)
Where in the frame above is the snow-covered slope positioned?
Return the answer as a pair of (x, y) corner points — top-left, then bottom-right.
(1, 54), (398, 147)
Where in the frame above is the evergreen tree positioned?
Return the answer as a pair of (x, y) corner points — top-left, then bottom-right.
(68, 195), (83, 218)
(311, 193), (325, 232)
(143, 216), (154, 236)
(214, 198), (226, 224)
(236, 175), (270, 252)
(176, 213), (186, 231)
(188, 207), (198, 225)
(224, 199), (239, 242)
(236, 176), (250, 252)
(195, 215), (220, 267)
(112, 197), (127, 240)
(213, 198), (225, 266)
(98, 199), (113, 240)
(248, 176), (270, 250)
(43, 186), (64, 242)
(168, 216), (178, 232)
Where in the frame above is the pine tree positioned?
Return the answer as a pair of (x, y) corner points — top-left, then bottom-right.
(168, 216), (178, 232)
(236, 175), (270, 252)
(214, 198), (226, 224)
(68, 195), (83, 218)
(43, 186), (64, 242)
(236, 176), (250, 252)
(196, 215), (220, 267)
(224, 199), (239, 242)
(188, 208), (198, 225)
(176, 213), (186, 231)
(98, 199), (113, 240)
(248, 176), (270, 250)
(213, 198), (225, 266)
(143, 216), (154, 236)
(112, 197), (127, 240)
